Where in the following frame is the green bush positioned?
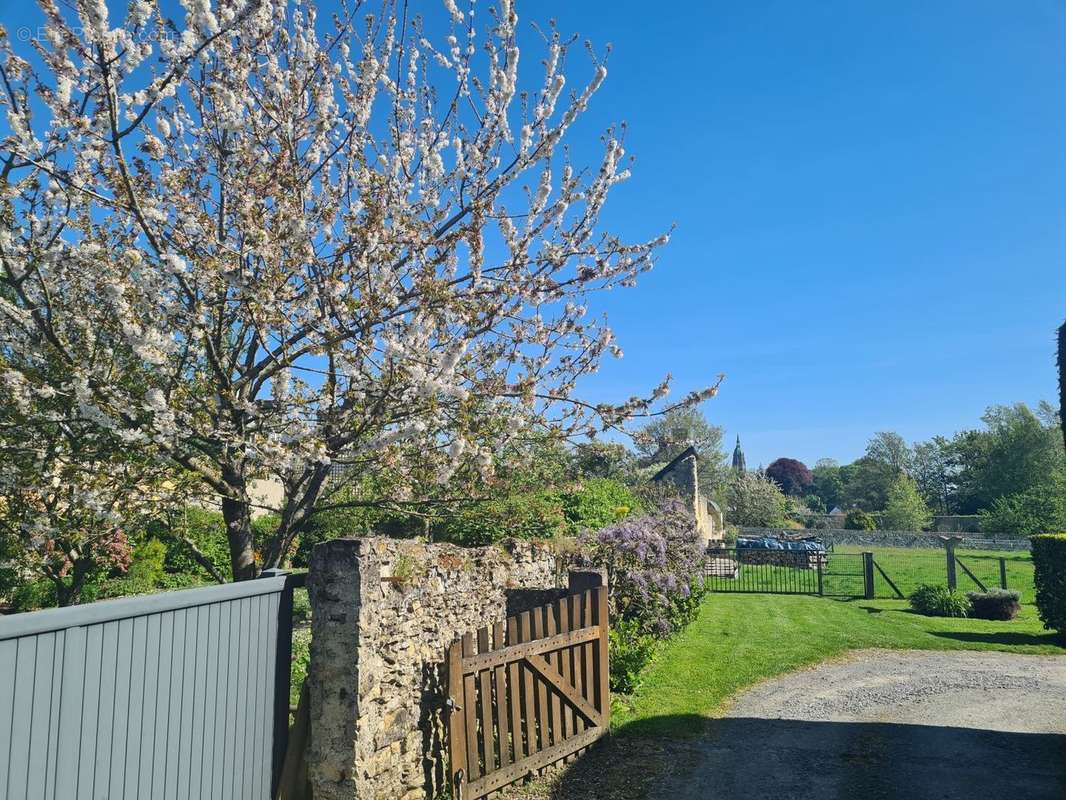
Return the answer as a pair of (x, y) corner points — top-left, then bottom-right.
(433, 491), (568, 546)
(608, 618), (658, 694)
(908, 583), (969, 617)
(561, 478), (638, 533)
(292, 587), (311, 624)
(1031, 534), (1066, 635)
(152, 508), (232, 581)
(966, 589), (1021, 621)
(294, 504), (415, 566)
(290, 625), (312, 707)
(844, 509), (877, 531)
(252, 513), (282, 557)
(10, 580), (58, 612)
(98, 538), (168, 599)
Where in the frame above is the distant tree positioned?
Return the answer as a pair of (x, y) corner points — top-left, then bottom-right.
(865, 432), (913, 474)
(765, 458), (813, 496)
(633, 407), (728, 497)
(912, 436), (956, 515)
(725, 472), (788, 528)
(953, 404), (1064, 514)
(840, 456), (898, 511)
(810, 459), (844, 510)
(980, 469), (1066, 537)
(882, 474), (933, 531)
(572, 441), (636, 482)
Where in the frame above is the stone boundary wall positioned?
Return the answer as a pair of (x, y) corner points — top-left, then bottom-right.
(738, 527), (1031, 552)
(306, 537), (572, 800)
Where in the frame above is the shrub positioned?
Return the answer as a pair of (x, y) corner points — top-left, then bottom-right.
(293, 504), (414, 566)
(908, 583), (969, 617)
(10, 580), (57, 612)
(432, 491), (568, 547)
(98, 538), (168, 599)
(844, 509), (877, 531)
(432, 479), (637, 548)
(252, 513), (282, 556)
(290, 625), (312, 707)
(152, 508), (232, 581)
(560, 478), (638, 533)
(967, 589), (1021, 621)
(1031, 534), (1066, 636)
(577, 497), (706, 638)
(608, 618), (658, 694)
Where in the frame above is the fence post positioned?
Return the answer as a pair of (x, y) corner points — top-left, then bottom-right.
(262, 567), (298, 798)
(568, 569), (607, 595)
(817, 557), (825, 596)
(940, 535), (961, 590)
(446, 639), (467, 799)
(999, 557), (1008, 590)
(862, 552), (874, 599)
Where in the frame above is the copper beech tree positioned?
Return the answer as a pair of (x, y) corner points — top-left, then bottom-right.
(0, 0), (719, 580)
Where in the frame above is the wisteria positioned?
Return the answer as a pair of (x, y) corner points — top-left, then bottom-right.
(0, 0), (719, 579)
(578, 496), (706, 636)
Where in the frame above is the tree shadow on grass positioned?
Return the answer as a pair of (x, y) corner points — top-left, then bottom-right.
(931, 630), (1064, 647)
(507, 715), (1066, 800)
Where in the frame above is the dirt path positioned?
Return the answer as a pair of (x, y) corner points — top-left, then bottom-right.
(652, 649), (1066, 800)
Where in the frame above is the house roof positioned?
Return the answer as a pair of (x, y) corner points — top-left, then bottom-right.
(651, 445), (699, 482)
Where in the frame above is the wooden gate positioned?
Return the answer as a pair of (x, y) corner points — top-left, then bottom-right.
(446, 585), (610, 799)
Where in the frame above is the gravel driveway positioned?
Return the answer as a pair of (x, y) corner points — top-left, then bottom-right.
(652, 649), (1066, 800)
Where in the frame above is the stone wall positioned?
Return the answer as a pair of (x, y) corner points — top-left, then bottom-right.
(306, 537), (568, 800)
(931, 515), (983, 533)
(738, 527), (1031, 552)
(651, 449), (721, 546)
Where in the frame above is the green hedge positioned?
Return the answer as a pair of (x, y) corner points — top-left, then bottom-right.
(966, 589), (1021, 621)
(844, 509), (877, 531)
(1031, 534), (1066, 636)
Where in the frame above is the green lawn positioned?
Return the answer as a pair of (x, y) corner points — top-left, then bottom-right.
(833, 545), (1036, 602)
(613, 591), (1063, 737)
(710, 546), (1036, 602)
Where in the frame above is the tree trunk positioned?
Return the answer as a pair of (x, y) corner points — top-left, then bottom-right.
(53, 559), (89, 606)
(261, 465), (330, 570)
(221, 468), (258, 581)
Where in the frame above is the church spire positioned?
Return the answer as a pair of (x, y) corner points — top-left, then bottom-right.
(732, 435), (747, 473)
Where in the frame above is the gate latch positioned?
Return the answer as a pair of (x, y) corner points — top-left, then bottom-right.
(445, 697), (462, 712)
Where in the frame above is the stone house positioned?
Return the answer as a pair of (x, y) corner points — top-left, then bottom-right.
(651, 445), (724, 548)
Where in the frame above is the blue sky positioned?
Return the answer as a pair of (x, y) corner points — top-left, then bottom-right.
(1, 0), (1063, 468)
(522, 0), (1066, 467)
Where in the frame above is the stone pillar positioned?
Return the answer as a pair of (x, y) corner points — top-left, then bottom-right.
(306, 540), (364, 799)
(306, 537), (562, 800)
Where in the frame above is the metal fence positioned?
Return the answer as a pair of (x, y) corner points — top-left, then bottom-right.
(0, 569), (304, 800)
(706, 549), (867, 597)
(706, 547), (1019, 600)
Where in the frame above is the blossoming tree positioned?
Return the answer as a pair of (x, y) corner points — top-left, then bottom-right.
(0, 0), (717, 580)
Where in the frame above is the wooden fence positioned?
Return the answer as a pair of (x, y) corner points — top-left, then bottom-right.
(446, 583), (610, 799)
